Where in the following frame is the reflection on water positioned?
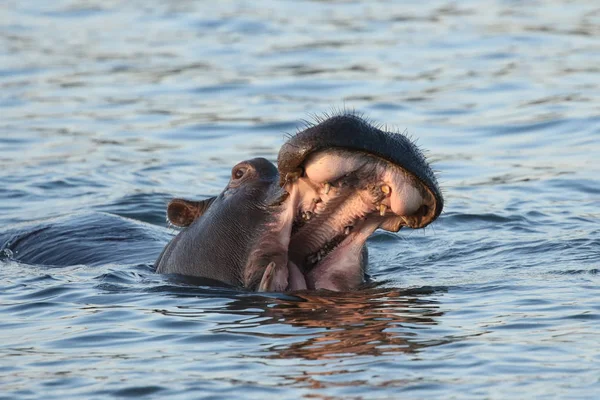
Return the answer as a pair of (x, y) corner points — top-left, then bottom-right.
(244, 291), (442, 360)
(220, 288), (447, 360)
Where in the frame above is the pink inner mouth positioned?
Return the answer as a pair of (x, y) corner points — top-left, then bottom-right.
(250, 148), (438, 292)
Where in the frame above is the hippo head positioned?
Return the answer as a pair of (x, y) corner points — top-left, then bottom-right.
(155, 114), (443, 292)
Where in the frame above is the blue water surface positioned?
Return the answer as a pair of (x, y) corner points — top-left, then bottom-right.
(1, 1), (599, 399)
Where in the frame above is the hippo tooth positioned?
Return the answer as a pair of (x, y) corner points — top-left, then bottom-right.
(379, 204), (387, 216)
(344, 226), (353, 235)
(381, 184), (391, 195)
(305, 211), (313, 220)
(258, 261), (277, 292)
(269, 191), (290, 207)
(285, 168), (303, 182)
(324, 182), (331, 194)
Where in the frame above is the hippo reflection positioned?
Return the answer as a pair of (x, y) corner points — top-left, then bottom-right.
(155, 114), (443, 291)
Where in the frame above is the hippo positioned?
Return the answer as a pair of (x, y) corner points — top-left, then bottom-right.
(155, 114), (443, 291)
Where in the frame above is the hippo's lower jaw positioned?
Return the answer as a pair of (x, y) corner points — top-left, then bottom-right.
(248, 148), (438, 292)
(155, 114), (443, 292)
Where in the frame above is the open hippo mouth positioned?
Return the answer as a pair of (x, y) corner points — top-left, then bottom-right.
(155, 114), (443, 292)
(251, 114), (442, 291)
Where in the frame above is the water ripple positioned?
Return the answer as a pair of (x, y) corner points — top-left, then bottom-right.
(1, 0), (600, 399)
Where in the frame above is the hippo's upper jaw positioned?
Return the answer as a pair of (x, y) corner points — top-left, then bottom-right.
(155, 114), (443, 292)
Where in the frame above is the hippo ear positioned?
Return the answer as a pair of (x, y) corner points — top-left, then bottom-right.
(167, 197), (216, 228)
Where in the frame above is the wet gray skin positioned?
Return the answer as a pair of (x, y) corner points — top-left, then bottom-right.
(155, 114), (443, 292)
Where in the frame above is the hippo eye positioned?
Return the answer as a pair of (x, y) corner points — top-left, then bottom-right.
(233, 167), (247, 180)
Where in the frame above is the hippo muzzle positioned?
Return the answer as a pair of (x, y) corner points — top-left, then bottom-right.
(155, 114), (443, 292)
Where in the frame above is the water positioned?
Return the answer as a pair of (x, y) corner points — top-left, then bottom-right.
(1, 0), (599, 398)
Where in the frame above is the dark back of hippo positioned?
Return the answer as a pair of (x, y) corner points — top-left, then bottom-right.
(0, 212), (170, 267)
